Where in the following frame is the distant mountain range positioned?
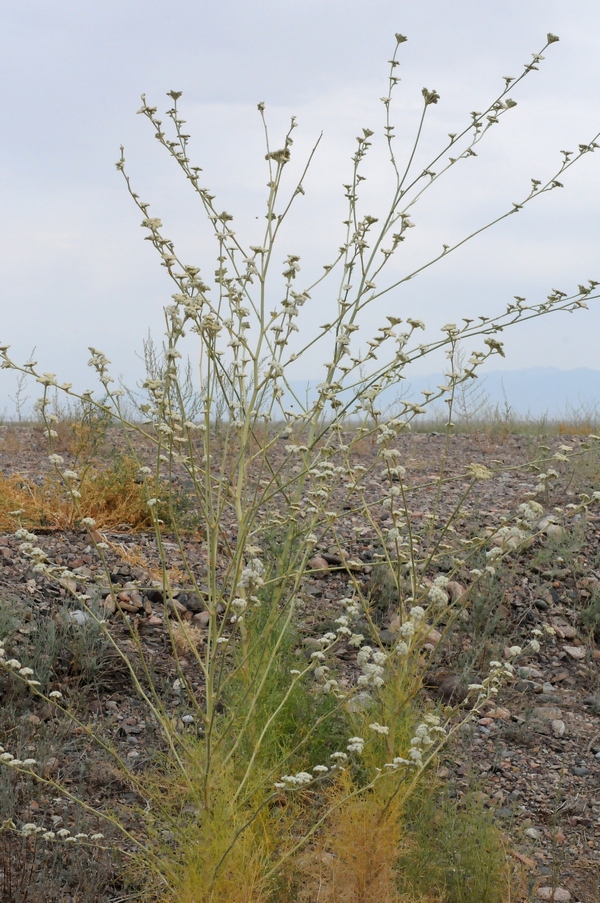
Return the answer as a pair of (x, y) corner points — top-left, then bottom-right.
(285, 368), (600, 420)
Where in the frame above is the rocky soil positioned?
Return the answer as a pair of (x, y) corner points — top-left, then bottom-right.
(0, 425), (599, 902)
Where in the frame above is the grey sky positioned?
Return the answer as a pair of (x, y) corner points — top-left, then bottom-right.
(1, 0), (600, 411)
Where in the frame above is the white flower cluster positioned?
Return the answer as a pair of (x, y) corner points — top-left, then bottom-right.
(517, 500), (544, 528)
(467, 656), (522, 703)
(486, 524), (530, 557)
(0, 744), (37, 770)
(384, 714), (445, 771)
(237, 558), (264, 595)
(274, 771), (314, 789)
(407, 715), (446, 766)
(532, 468), (558, 496)
(14, 821), (103, 843)
(369, 722), (389, 735)
(427, 574), (449, 609)
(356, 646), (387, 689)
(375, 418), (407, 446)
(347, 736), (365, 754)
(274, 748), (352, 790)
(393, 605), (428, 656)
(0, 642), (42, 692)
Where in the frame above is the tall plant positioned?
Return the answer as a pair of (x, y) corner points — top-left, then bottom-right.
(1, 31), (599, 901)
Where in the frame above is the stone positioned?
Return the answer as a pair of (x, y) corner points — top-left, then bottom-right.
(562, 645), (585, 661)
(145, 588), (164, 604)
(68, 610), (92, 626)
(531, 706), (562, 722)
(551, 720), (566, 737)
(101, 594), (116, 617)
(446, 581), (465, 602)
(534, 598), (549, 611)
(425, 628), (442, 647)
(117, 591), (144, 613)
(435, 675), (468, 704)
(560, 625), (577, 639)
(166, 597), (187, 617)
(571, 765), (590, 776)
(488, 706), (511, 720)
(72, 565), (93, 578)
(537, 888), (570, 902)
(525, 827), (542, 840)
(183, 592), (205, 613)
(192, 611), (211, 627)
(308, 556), (330, 576)
(378, 628), (396, 647)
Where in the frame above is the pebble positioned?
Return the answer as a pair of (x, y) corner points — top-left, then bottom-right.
(446, 581), (465, 602)
(496, 807), (513, 819)
(425, 628), (442, 646)
(562, 645), (585, 661)
(182, 592), (205, 613)
(525, 827), (542, 840)
(378, 628), (396, 647)
(531, 706), (563, 722)
(146, 588), (165, 604)
(102, 595), (116, 617)
(551, 719), (566, 737)
(167, 597), (187, 617)
(435, 675), (468, 704)
(67, 610), (92, 626)
(307, 555), (330, 576)
(571, 765), (590, 777)
(537, 888), (570, 902)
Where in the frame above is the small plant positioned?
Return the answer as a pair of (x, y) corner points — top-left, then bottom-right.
(397, 785), (508, 903)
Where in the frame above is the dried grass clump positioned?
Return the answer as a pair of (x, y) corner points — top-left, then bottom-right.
(293, 774), (408, 903)
(0, 457), (155, 532)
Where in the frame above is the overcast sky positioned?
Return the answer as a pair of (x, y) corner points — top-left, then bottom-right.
(1, 0), (600, 413)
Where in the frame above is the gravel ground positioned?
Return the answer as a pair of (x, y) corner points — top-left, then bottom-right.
(0, 425), (599, 902)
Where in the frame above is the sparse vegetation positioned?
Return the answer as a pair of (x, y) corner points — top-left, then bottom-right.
(1, 29), (599, 903)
